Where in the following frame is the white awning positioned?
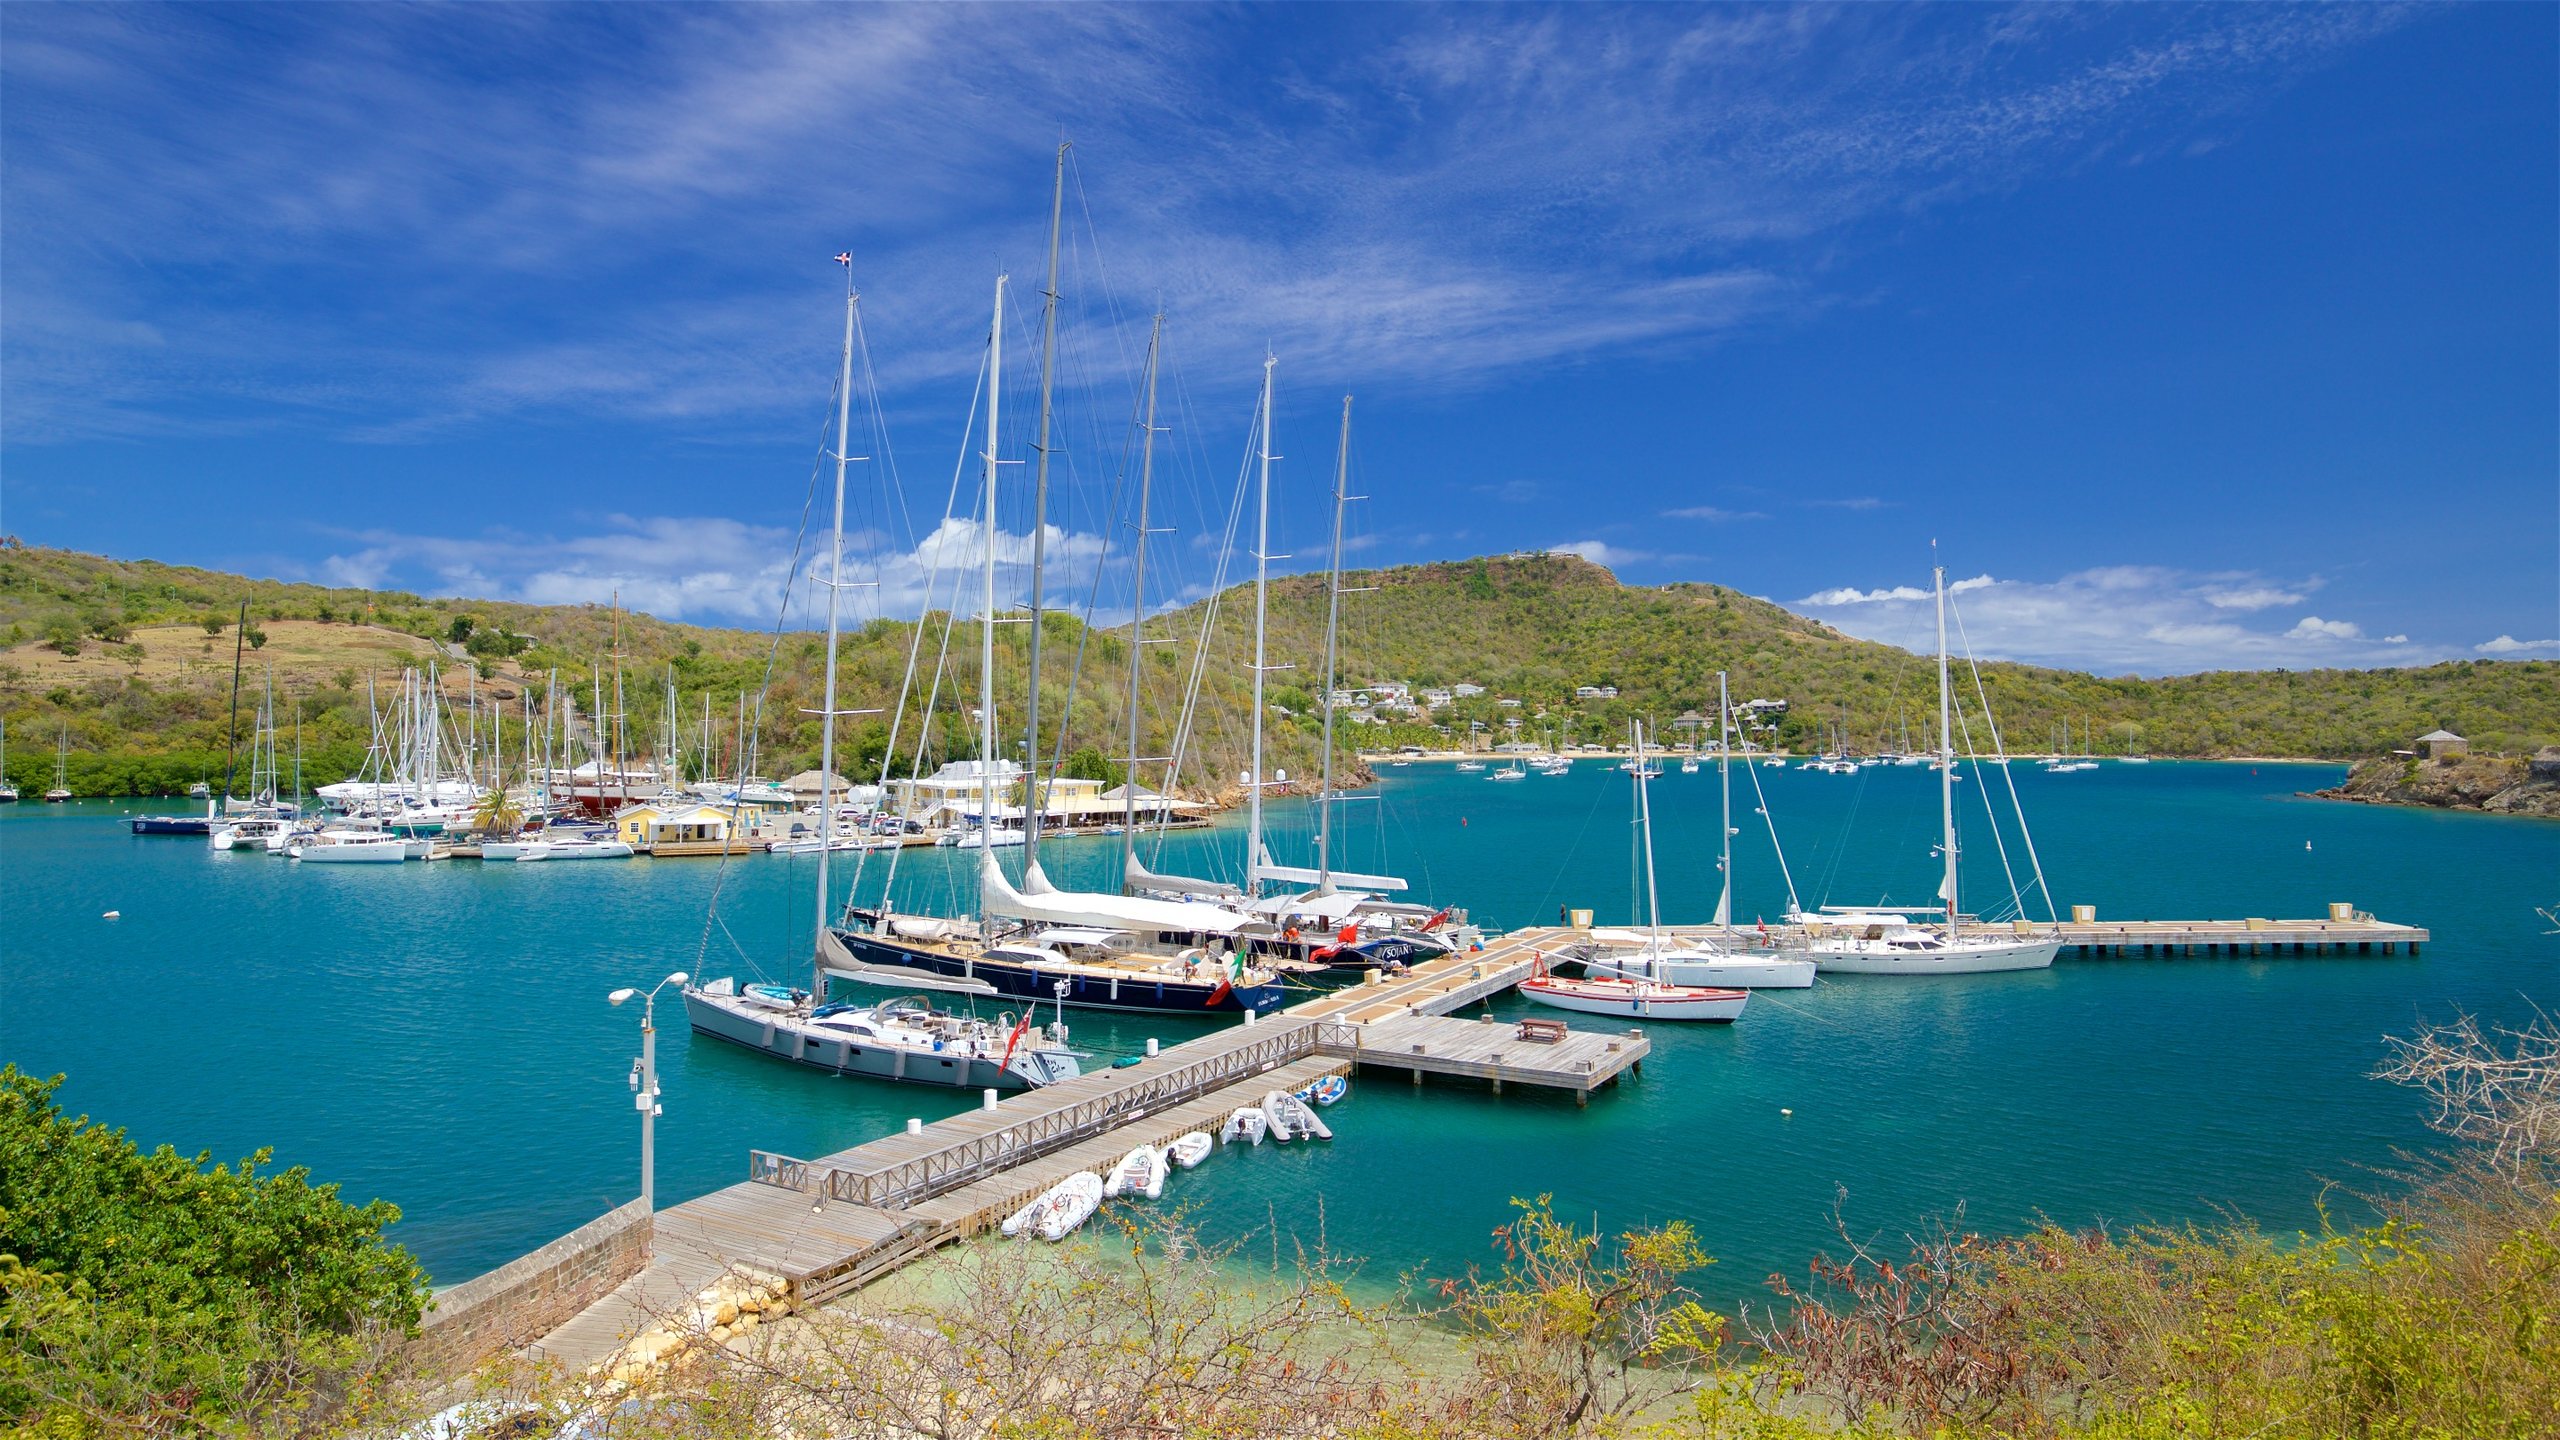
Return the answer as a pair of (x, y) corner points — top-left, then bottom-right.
(1247, 889), (1371, 924)
(985, 855), (1246, 935)
(1254, 860), (1409, 893)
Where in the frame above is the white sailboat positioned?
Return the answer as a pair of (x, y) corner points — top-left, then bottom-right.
(1576, 693), (1814, 989)
(43, 724), (72, 803)
(0, 719), (19, 803)
(683, 255), (1082, 1090)
(1804, 562), (2059, 976)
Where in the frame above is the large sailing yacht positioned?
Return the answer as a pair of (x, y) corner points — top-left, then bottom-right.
(683, 256), (1081, 1090)
(1803, 563), (2061, 975)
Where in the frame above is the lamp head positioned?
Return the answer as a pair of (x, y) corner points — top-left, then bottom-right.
(608, 988), (637, 1006)
(666, 971), (689, 987)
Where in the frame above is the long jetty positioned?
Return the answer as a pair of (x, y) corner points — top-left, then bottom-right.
(526, 928), (1641, 1371)
(514, 909), (2423, 1373)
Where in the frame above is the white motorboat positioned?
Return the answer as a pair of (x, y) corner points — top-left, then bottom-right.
(952, 825), (1026, 849)
(1102, 1144), (1168, 1200)
(516, 838), (635, 861)
(1219, 1107), (1269, 1146)
(289, 832), (407, 863)
(1456, 760), (1486, 772)
(1165, 1132), (1213, 1169)
(1033, 1171), (1104, 1242)
(1264, 1089), (1329, 1141)
(1521, 971), (1749, 1022)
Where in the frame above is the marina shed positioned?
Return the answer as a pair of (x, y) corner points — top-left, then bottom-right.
(2415, 729), (2469, 760)
(612, 800), (749, 854)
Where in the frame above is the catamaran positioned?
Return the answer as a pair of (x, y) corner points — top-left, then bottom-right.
(1801, 562), (2061, 975)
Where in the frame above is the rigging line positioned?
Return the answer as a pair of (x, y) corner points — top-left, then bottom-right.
(1741, 736), (1803, 918)
(1529, 765), (1623, 930)
(1066, 149), (1141, 405)
(855, 332), (991, 914)
(1948, 694), (2028, 923)
(1147, 380), (1256, 873)
(1949, 591), (2058, 925)
(693, 365), (841, 978)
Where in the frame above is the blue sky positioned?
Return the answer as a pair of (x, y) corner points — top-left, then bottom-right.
(4, 3), (2553, 675)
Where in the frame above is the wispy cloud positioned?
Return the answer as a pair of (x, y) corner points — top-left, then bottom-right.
(1664, 505), (1768, 522)
(1806, 496), (1892, 511)
(1793, 565), (2449, 673)
(1, 4), (2414, 443)
(308, 514), (1108, 625)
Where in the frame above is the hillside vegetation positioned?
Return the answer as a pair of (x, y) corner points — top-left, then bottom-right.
(2, 542), (2552, 798)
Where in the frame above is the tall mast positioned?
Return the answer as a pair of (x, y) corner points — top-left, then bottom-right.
(1121, 313), (1164, 877)
(1245, 355), (1276, 895)
(1636, 721), (1663, 941)
(1936, 555), (1958, 931)
(979, 275), (1008, 870)
(1715, 671), (1733, 929)
(1021, 141), (1069, 867)
(812, 257), (859, 986)
(1314, 394), (1353, 892)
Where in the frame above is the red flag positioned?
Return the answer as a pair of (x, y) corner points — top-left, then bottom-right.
(1418, 908), (1453, 933)
(1311, 922), (1360, 962)
(1203, 976), (1234, 1006)
(998, 1008), (1037, 1069)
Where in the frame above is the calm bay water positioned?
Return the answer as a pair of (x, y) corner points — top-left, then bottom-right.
(4, 760), (2553, 1313)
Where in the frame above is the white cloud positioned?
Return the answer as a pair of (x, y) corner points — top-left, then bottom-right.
(1547, 540), (1651, 568)
(2204, 586), (2305, 611)
(0, 5), (2415, 442)
(1791, 566), (2443, 674)
(308, 513), (1107, 625)
(2476, 634), (2560, 655)
(1663, 505), (1767, 522)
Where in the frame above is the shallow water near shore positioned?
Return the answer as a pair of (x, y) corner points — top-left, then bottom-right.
(4, 760), (2553, 1315)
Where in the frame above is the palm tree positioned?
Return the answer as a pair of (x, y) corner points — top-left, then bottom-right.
(472, 780), (523, 838)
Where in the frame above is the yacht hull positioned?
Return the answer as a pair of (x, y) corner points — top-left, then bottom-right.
(1810, 938), (2060, 975)
(1581, 952), (1816, 988)
(682, 990), (1049, 1089)
(833, 928), (1286, 1016)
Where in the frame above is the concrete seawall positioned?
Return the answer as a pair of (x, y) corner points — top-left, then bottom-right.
(410, 1199), (653, 1381)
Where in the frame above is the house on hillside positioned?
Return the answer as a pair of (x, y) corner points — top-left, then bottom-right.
(2415, 729), (2469, 761)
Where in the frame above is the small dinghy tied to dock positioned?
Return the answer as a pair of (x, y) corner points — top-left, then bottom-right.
(1220, 1107), (1269, 1146)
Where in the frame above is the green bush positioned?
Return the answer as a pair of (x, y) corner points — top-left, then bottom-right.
(0, 1068), (426, 1431)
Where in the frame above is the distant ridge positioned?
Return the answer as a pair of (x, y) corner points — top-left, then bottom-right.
(1, 542), (2552, 796)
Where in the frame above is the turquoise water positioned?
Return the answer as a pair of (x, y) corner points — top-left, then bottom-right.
(5, 761), (2553, 1314)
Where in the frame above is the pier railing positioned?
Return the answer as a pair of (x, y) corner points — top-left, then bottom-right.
(751, 1017), (1362, 1211)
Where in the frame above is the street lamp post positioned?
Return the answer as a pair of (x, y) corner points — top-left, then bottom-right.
(608, 971), (688, 1211)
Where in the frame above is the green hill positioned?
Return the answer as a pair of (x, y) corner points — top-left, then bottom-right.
(1, 541), (2551, 798)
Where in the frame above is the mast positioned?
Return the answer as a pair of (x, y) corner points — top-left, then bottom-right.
(1314, 394), (1353, 892)
(1121, 313), (1164, 877)
(1245, 355), (1276, 895)
(1936, 555), (1958, 932)
(218, 601), (248, 805)
(978, 275), (1008, 870)
(1714, 671), (1733, 929)
(1636, 721), (1663, 942)
(812, 255), (859, 989)
(1021, 141), (1069, 867)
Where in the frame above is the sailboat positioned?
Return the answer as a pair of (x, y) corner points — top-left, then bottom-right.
(1129, 389), (1461, 974)
(683, 256), (1080, 1090)
(1575, 686), (1814, 989)
(1525, 720), (1749, 1023)
(43, 724), (72, 803)
(0, 720), (16, 803)
(1801, 563), (2060, 976)
(830, 259), (1279, 1015)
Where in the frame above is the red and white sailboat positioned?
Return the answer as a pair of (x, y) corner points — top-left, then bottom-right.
(1521, 719), (1749, 1024)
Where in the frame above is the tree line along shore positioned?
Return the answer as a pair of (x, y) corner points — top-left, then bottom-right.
(4, 543), (2553, 801)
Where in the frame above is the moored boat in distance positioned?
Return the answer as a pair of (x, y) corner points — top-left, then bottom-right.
(1522, 970), (1749, 1022)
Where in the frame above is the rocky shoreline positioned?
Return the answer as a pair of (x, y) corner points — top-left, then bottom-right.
(2313, 751), (2560, 819)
